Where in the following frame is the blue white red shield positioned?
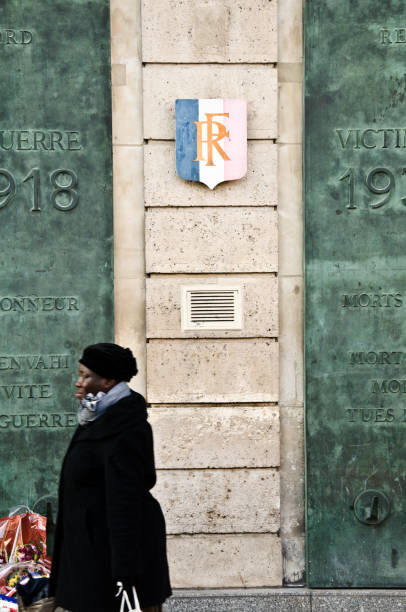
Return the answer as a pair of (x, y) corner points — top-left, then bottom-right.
(176, 99), (247, 189)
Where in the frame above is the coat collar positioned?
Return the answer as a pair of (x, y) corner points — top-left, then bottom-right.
(73, 391), (147, 441)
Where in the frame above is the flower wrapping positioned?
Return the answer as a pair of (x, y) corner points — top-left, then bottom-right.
(0, 513), (47, 565)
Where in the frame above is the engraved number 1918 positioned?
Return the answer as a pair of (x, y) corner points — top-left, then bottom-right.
(0, 168), (79, 212)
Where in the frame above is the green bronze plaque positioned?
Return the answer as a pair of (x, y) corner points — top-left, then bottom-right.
(0, 1), (113, 518)
(306, 0), (406, 587)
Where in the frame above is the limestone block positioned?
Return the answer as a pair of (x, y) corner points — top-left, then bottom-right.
(146, 275), (278, 339)
(114, 277), (146, 396)
(279, 63), (303, 85)
(149, 405), (279, 468)
(110, 0), (143, 145)
(279, 277), (303, 407)
(279, 82), (302, 144)
(147, 339), (278, 403)
(113, 145), (144, 274)
(143, 65), (277, 140)
(279, 0), (303, 63)
(144, 138), (278, 207)
(142, 0), (277, 63)
(280, 405), (305, 585)
(167, 534), (282, 587)
(111, 0), (141, 60)
(145, 208), (278, 273)
(280, 406), (305, 538)
(144, 140), (277, 207)
(282, 536), (306, 586)
(154, 469), (279, 534)
(279, 144), (302, 277)
(111, 60), (143, 145)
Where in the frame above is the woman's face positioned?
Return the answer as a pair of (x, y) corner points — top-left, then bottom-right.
(75, 364), (114, 400)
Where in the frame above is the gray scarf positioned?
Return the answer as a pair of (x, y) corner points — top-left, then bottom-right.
(77, 381), (131, 425)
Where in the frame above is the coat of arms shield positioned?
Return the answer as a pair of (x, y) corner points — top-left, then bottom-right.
(176, 99), (247, 189)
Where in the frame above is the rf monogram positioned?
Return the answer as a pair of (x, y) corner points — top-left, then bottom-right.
(193, 113), (231, 166)
(176, 98), (246, 188)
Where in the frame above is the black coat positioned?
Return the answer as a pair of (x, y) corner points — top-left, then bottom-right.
(49, 391), (171, 611)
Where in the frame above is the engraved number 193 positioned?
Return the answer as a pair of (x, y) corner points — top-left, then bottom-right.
(338, 167), (404, 210)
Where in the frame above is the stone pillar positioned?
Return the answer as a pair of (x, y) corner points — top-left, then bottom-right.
(142, 0), (282, 589)
(278, 0), (305, 586)
(110, 0), (146, 395)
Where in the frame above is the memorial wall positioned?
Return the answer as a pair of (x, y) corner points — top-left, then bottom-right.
(306, 0), (406, 587)
(0, 1), (113, 515)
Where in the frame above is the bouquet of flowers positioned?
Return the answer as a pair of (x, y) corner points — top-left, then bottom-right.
(16, 544), (43, 564)
(0, 510), (49, 599)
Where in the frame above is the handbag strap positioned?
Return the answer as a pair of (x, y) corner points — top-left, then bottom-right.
(116, 582), (142, 612)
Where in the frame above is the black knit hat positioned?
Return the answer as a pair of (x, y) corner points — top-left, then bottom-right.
(79, 343), (138, 381)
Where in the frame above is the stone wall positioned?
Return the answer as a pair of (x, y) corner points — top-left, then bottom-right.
(110, 0), (304, 589)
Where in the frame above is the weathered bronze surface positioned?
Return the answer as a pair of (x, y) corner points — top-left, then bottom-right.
(0, 1), (113, 517)
(305, 0), (406, 587)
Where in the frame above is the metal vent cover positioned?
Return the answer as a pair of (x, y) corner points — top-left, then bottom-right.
(181, 285), (243, 330)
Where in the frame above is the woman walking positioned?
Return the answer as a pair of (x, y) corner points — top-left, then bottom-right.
(49, 343), (171, 612)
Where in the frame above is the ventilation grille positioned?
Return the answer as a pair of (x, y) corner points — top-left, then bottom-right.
(181, 286), (243, 330)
